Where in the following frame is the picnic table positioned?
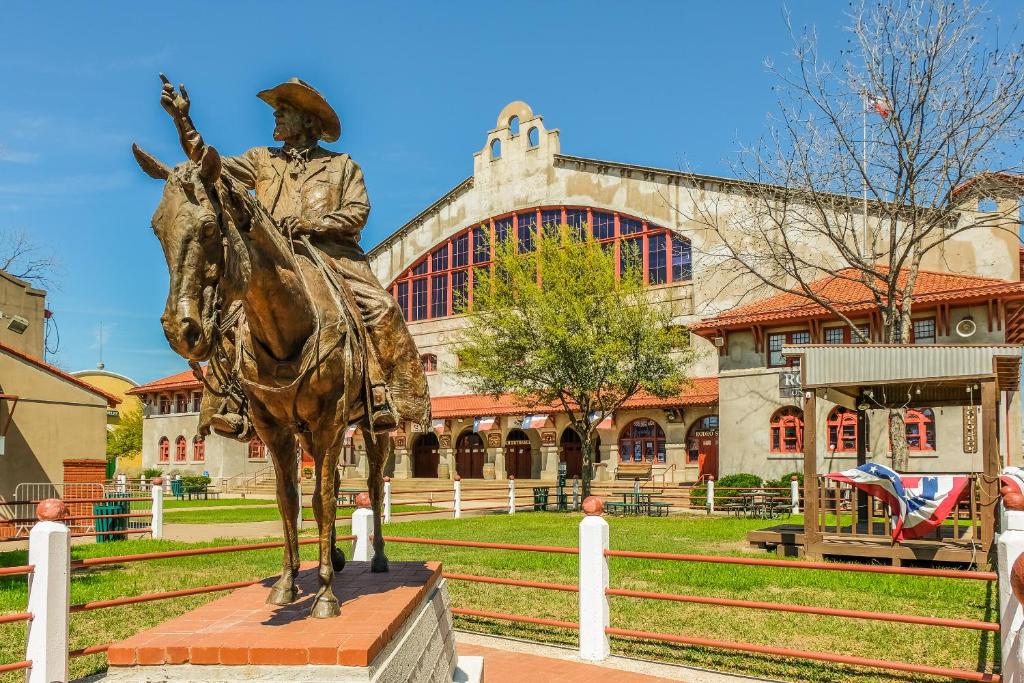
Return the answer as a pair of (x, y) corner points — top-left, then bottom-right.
(184, 485), (221, 501)
(736, 491), (789, 519)
(337, 488), (363, 505)
(605, 492), (671, 517)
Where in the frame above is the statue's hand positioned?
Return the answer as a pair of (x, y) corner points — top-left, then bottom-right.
(159, 73), (190, 121)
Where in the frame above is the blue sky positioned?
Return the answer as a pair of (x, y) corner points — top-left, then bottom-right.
(0, 1), (1017, 383)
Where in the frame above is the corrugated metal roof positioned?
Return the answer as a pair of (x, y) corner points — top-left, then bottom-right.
(782, 344), (1023, 390)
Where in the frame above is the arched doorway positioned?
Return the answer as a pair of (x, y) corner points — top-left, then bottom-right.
(618, 419), (666, 464)
(559, 429), (602, 479)
(505, 429), (533, 479)
(687, 415), (719, 480)
(455, 431), (486, 479)
(412, 433), (440, 478)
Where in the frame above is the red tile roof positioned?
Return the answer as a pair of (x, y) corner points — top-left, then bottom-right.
(693, 268), (1024, 332)
(127, 367), (204, 395)
(0, 342), (120, 406)
(430, 377), (718, 419)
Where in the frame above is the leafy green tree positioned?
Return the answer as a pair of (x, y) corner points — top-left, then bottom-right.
(454, 228), (695, 496)
(106, 407), (143, 465)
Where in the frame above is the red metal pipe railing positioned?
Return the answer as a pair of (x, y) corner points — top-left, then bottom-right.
(0, 564), (34, 576)
(69, 581), (260, 613)
(605, 626), (998, 682)
(604, 549), (995, 580)
(383, 536), (578, 554)
(0, 660), (31, 673)
(451, 607), (579, 630)
(444, 572), (578, 592)
(69, 643), (110, 658)
(605, 587), (997, 631)
(73, 535), (355, 568)
(0, 612), (31, 625)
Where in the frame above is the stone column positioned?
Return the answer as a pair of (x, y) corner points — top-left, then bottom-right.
(492, 447), (505, 480)
(606, 444), (620, 479)
(540, 445), (560, 480)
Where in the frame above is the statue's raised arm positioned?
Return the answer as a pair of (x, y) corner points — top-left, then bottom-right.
(159, 73), (206, 163)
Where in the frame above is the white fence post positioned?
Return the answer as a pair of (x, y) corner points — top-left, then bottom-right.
(791, 475), (801, 514)
(140, 474), (147, 492)
(383, 477), (392, 524)
(150, 477), (164, 540)
(706, 476), (715, 514)
(573, 477), (580, 511)
(999, 501), (1024, 680)
(164, 476), (171, 494)
(508, 476), (516, 515)
(454, 475), (462, 519)
(351, 493), (372, 562)
(117, 473), (126, 494)
(26, 499), (70, 683)
(579, 496), (610, 662)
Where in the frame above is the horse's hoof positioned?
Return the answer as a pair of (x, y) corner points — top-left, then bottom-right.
(310, 594), (341, 618)
(370, 554), (389, 573)
(331, 546), (346, 571)
(266, 586), (297, 606)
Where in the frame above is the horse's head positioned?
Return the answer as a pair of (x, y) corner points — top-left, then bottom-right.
(133, 143), (225, 361)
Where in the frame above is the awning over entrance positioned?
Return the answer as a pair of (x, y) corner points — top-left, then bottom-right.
(783, 344), (1022, 408)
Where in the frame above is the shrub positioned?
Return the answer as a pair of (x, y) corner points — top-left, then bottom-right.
(181, 475), (211, 492)
(142, 467), (163, 479)
(691, 473), (764, 508)
(765, 471), (803, 490)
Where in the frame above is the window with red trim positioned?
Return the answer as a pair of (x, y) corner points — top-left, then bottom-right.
(248, 437), (267, 460)
(618, 419), (666, 463)
(193, 437), (205, 461)
(770, 407), (804, 453)
(911, 318), (936, 344)
(824, 324), (871, 344)
(905, 408), (936, 451)
(158, 437), (170, 462)
(767, 331), (810, 367)
(174, 435), (187, 462)
(421, 353), (437, 373)
(826, 407), (861, 452)
(388, 207), (694, 322)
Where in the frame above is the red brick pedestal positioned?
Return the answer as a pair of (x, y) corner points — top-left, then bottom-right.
(103, 561), (458, 682)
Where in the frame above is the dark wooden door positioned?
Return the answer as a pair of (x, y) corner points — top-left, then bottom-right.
(455, 433), (486, 479)
(412, 435), (439, 478)
(561, 432), (582, 478)
(505, 441), (532, 479)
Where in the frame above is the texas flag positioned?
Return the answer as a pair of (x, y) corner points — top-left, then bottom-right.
(473, 416), (497, 432)
(521, 414), (549, 429)
(827, 463), (969, 541)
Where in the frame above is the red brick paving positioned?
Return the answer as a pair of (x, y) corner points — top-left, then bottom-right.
(106, 561), (440, 668)
(458, 643), (685, 683)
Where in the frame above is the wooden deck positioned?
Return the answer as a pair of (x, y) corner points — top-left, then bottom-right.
(747, 522), (986, 565)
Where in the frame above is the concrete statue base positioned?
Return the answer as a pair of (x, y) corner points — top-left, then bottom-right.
(102, 561), (470, 683)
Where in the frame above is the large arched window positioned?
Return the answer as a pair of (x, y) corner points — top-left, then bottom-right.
(248, 436), (267, 461)
(158, 437), (170, 463)
(192, 436), (205, 462)
(826, 407), (860, 453)
(618, 419), (666, 464)
(389, 207), (693, 322)
(905, 408), (936, 451)
(174, 436), (187, 462)
(770, 408), (804, 453)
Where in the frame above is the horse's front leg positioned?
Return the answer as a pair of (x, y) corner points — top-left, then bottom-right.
(364, 428), (389, 573)
(266, 433), (301, 605)
(310, 442), (342, 618)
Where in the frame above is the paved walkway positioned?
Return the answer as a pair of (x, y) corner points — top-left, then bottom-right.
(455, 633), (770, 683)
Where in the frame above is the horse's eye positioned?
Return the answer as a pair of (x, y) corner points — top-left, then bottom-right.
(201, 221), (218, 240)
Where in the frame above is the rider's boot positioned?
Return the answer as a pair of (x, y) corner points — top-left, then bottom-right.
(210, 412), (247, 438)
(369, 384), (399, 433)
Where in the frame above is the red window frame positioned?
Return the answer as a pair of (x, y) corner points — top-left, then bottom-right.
(192, 437), (205, 462)
(158, 437), (170, 462)
(248, 437), (267, 461)
(770, 408), (804, 453)
(174, 436), (187, 462)
(823, 324), (871, 344)
(767, 330), (810, 367)
(905, 408), (936, 451)
(388, 206), (694, 322)
(686, 415), (718, 464)
(421, 353), (437, 373)
(911, 318), (936, 345)
(617, 419), (667, 464)
(826, 407), (859, 453)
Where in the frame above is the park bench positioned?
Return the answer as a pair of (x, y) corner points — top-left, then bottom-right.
(647, 501), (671, 517)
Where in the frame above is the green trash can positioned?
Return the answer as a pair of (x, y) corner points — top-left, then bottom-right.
(171, 479), (183, 498)
(94, 493), (131, 543)
(532, 487), (549, 511)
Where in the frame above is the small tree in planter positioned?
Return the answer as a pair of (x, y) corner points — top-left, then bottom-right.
(455, 229), (694, 497)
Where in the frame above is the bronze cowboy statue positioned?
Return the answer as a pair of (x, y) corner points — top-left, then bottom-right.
(133, 74), (430, 618)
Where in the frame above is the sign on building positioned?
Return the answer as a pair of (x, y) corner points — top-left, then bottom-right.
(779, 370), (802, 399)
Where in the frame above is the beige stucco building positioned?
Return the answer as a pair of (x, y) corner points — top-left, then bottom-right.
(366, 101), (1024, 483)
(0, 270), (117, 521)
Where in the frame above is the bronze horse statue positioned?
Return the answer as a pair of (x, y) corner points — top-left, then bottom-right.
(133, 143), (390, 618)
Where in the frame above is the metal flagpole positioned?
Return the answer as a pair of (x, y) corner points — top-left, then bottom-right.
(862, 90), (869, 259)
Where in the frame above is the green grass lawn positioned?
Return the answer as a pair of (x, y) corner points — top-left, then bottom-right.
(163, 504), (437, 524)
(0, 513), (996, 683)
